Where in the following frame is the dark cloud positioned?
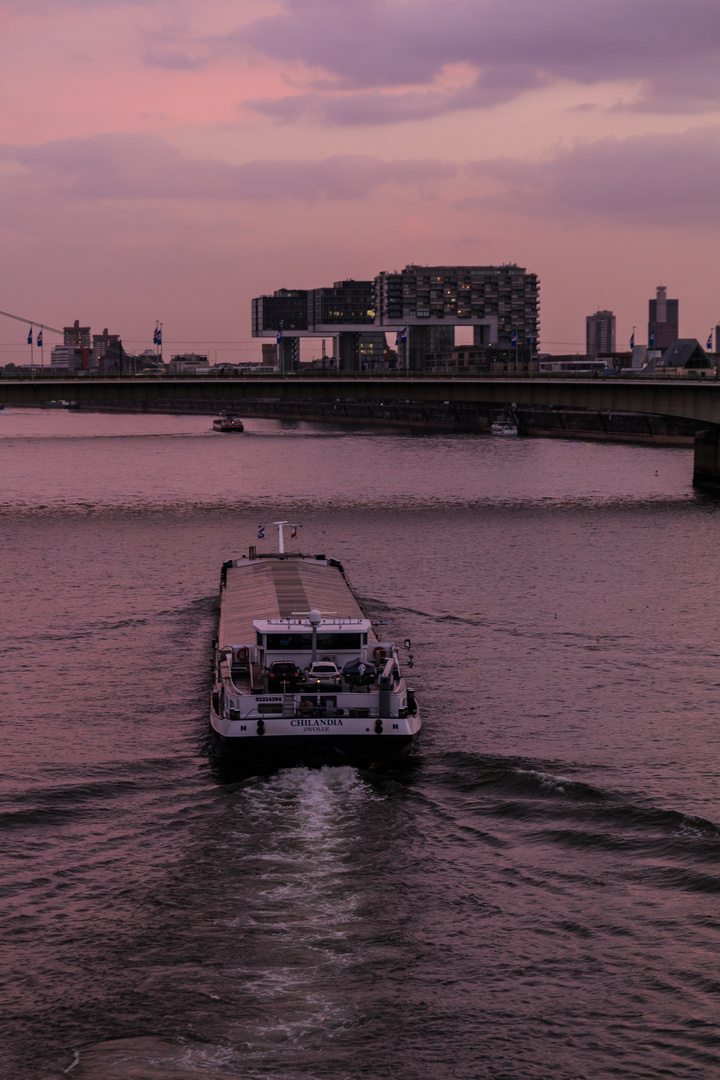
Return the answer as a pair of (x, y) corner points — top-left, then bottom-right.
(230, 0), (720, 121)
(465, 126), (720, 225)
(0, 133), (456, 201)
(248, 66), (546, 126)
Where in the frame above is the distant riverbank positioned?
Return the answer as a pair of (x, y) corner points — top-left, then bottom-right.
(67, 396), (703, 444)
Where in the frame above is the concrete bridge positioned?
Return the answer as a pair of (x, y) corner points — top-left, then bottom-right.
(4, 371), (720, 490)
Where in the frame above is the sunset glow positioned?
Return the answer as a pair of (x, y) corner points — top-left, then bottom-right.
(2, 0), (720, 359)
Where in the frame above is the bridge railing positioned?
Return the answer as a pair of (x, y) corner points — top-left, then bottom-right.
(1, 368), (719, 383)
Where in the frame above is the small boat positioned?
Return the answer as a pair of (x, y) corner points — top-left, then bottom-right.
(213, 413), (244, 432)
(209, 522), (420, 770)
(491, 411), (518, 435)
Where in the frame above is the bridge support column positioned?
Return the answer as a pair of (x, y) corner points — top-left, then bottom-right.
(693, 427), (720, 491)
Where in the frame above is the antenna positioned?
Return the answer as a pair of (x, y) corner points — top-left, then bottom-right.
(290, 608), (337, 661)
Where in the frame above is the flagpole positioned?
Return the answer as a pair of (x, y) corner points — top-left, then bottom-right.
(30, 327), (34, 378)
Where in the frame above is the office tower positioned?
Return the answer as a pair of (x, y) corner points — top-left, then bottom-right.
(586, 310), (616, 356)
(648, 286), (678, 350)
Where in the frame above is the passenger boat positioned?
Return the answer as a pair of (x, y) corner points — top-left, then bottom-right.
(213, 413), (244, 432)
(210, 522), (420, 769)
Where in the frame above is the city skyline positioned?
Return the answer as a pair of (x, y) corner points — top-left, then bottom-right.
(1, 1), (720, 362)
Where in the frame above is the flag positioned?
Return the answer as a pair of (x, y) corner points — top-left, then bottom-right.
(630, 332), (635, 349)
(290, 525), (297, 539)
(258, 525), (265, 540)
(395, 331), (400, 347)
(526, 333), (532, 346)
(27, 328), (32, 345)
(511, 331), (517, 347)
(400, 327), (407, 344)
(37, 330), (42, 347)
(707, 333), (713, 351)
(649, 331), (654, 348)
(153, 327), (162, 346)
(276, 327), (283, 344)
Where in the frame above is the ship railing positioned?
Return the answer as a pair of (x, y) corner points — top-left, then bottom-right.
(262, 616), (366, 626)
(219, 654), (247, 702)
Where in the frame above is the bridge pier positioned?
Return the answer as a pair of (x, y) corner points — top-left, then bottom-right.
(693, 427), (720, 491)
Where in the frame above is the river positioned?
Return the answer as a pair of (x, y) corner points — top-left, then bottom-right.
(1, 407), (719, 1079)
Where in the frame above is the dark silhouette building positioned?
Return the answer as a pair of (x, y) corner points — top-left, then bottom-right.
(309, 281), (375, 326)
(648, 286), (679, 350)
(63, 320), (91, 348)
(586, 310), (616, 357)
(252, 263), (540, 373)
(252, 289), (308, 334)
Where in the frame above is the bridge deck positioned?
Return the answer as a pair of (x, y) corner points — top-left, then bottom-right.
(3, 373), (720, 425)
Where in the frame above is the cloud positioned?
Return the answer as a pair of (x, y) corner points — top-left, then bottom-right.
(0, 0), (155, 8)
(142, 49), (208, 71)
(230, 0), (720, 122)
(3, 126), (720, 236)
(465, 126), (720, 225)
(0, 133), (456, 202)
(248, 66), (546, 126)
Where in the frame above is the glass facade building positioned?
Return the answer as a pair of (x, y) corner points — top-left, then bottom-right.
(252, 290), (308, 334)
(251, 263), (540, 371)
(373, 264), (539, 348)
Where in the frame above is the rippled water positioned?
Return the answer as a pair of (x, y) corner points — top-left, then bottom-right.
(2, 407), (720, 1079)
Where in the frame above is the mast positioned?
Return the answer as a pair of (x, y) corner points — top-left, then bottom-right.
(272, 520), (299, 553)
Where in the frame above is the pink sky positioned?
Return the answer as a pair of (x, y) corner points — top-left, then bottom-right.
(1, 0), (720, 362)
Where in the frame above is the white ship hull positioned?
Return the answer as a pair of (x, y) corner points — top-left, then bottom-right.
(210, 704), (421, 768)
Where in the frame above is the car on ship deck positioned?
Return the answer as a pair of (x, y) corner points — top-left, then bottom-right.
(267, 661), (303, 692)
(304, 661), (342, 689)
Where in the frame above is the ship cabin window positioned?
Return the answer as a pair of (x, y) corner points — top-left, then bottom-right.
(265, 632), (363, 651)
(256, 631), (263, 646)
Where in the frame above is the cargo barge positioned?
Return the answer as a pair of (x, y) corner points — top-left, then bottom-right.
(210, 523), (420, 769)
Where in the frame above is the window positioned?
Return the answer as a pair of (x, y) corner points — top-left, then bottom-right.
(265, 632), (362, 651)
(267, 633), (313, 650)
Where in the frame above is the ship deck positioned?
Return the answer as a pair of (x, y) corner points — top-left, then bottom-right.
(219, 556), (370, 648)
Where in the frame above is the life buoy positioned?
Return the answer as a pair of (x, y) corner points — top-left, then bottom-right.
(373, 646), (387, 661)
(236, 647), (250, 661)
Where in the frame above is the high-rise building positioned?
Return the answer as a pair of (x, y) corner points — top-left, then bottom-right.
(586, 310), (616, 357)
(63, 320), (91, 348)
(648, 286), (678, 350)
(92, 328), (121, 369)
